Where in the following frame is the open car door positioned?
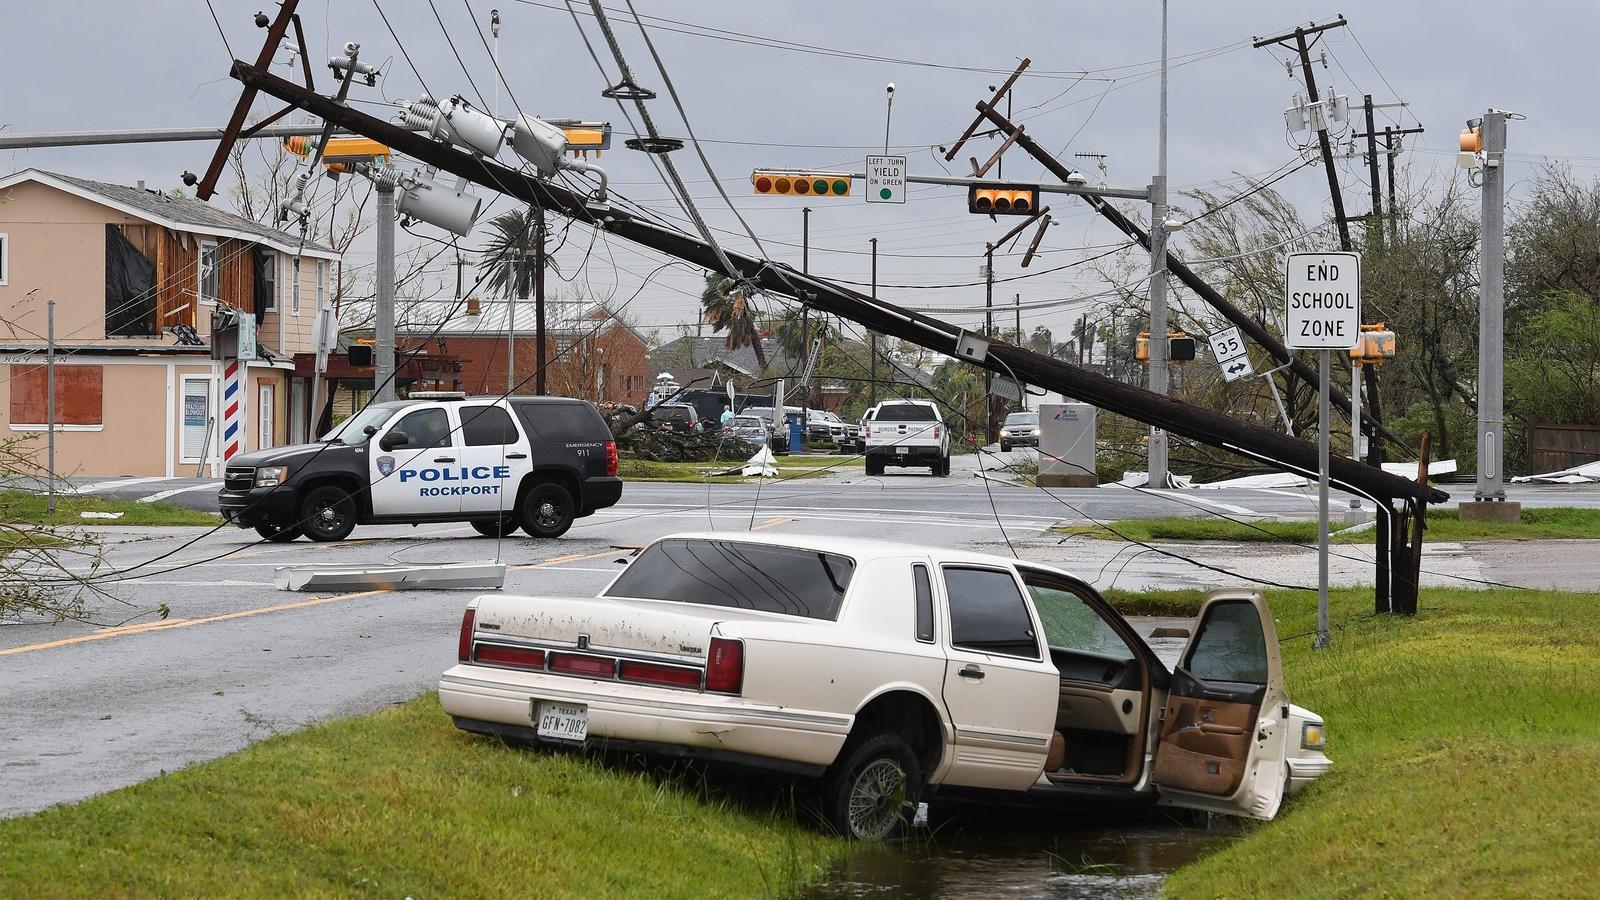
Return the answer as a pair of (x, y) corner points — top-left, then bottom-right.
(1152, 589), (1288, 820)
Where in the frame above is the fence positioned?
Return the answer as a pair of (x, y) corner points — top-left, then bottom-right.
(1525, 422), (1600, 474)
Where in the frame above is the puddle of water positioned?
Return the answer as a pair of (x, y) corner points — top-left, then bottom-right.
(805, 809), (1235, 900)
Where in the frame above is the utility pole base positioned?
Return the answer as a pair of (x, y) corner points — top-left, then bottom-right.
(1458, 500), (1522, 523)
(1342, 505), (1373, 526)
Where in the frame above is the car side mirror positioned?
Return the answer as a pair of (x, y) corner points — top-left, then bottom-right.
(379, 431), (410, 451)
(363, 424), (379, 437)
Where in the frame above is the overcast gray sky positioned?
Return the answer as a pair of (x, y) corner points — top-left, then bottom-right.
(4, 1), (1598, 343)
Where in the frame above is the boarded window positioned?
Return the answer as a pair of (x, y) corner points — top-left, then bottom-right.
(9, 364), (104, 425)
(105, 225), (157, 337)
(0, 232), (9, 285)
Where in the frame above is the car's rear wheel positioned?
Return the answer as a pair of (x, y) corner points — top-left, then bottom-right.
(520, 481), (575, 539)
(821, 732), (923, 841)
(300, 485), (357, 542)
(255, 523), (303, 543)
(470, 515), (520, 538)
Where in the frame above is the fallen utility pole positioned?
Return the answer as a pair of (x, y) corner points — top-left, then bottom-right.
(219, 57), (1447, 599)
(967, 101), (1402, 450)
(0, 123), (339, 151)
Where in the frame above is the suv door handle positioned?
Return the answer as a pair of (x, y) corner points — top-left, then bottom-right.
(433, 456), (456, 463)
(505, 453), (528, 459)
(958, 665), (985, 680)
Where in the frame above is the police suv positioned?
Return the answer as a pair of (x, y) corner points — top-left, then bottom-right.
(218, 393), (622, 543)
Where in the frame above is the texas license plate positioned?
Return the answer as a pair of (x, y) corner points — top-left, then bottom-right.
(534, 701), (588, 741)
(896, 445), (908, 454)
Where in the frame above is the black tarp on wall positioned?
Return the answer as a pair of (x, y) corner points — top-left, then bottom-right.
(252, 247), (275, 323)
(105, 225), (157, 337)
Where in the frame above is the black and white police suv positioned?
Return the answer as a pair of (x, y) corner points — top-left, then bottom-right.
(218, 393), (622, 543)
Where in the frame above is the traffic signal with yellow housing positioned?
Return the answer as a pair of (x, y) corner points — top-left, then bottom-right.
(752, 171), (852, 197)
(969, 183), (1039, 215)
(284, 135), (392, 174)
(1136, 331), (1196, 363)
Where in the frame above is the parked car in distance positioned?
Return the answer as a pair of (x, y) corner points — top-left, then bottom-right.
(219, 393), (621, 542)
(722, 415), (771, 448)
(440, 532), (1329, 840)
(739, 406), (801, 454)
(862, 399), (950, 476)
(1000, 410), (1040, 452)
(804, 409), (861, 451)
(653, 403), (702, 434)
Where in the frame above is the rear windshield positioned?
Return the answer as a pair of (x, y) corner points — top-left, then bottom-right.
(1005, 412), (1038, 425)
(873, 403), (937, 422)
(512, 400), (609, 442)
(731, 417), (763, 427)
(605, 539), (855, 620)
(659, 406), (693, 421)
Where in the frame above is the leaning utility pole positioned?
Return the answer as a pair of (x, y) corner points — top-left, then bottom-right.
(1254, 17), (1352, 251)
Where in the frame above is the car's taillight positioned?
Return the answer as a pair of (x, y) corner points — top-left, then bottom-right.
(863, 425), (871, 439)
(619, 660), (702, 688)
(705, 638), (744, 694)
(605, 441), (618, 477)
(933, 425), (942, 439)
(550, 652), (617, 678)
(474, 643), (546, 669)
(457, 608), (476, 662)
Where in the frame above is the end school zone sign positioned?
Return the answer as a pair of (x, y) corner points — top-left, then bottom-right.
(1285, 252), (1361, 350)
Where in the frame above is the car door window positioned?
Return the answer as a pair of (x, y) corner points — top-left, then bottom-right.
(1026, 581), (1134, 661)
(460, 405), (518, 446)
(1185, 600), (1268, 684)
(393, 408), (451, 449)
(943, 566), (1040, 659)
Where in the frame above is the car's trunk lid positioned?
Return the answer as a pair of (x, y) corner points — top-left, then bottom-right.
(472, 593), (776, 661)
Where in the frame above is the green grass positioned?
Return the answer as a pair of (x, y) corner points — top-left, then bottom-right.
(617, 458), (856, 483)
(0, 694), (843, 899)
(1107, 586), (1600, 898)
(1059, 506), (1600, 544)
(0, 489), (220, 527)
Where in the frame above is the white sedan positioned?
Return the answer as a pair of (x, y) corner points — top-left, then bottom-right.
(440, 533), (1329, 839)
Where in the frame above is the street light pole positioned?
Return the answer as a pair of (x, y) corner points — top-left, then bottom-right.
(1146, 0), (1171, 488)
(870, 237), (878, 407)
(373, 180), (397, 403)
(1475, 109), (1509, 504)
(985, 242), (995, 444)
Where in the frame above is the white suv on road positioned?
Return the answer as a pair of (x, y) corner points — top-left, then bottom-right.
(862, 399), (950, 476)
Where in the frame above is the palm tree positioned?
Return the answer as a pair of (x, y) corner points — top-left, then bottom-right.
(700, 274), (768, 370)
(478, 208), (538, 299)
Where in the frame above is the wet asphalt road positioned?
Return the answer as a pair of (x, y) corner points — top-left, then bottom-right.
(3, 454), (1594, 816)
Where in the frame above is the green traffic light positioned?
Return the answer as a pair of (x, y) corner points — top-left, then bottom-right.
(812, 179), (828, 194)
(832, 179), (849, 195)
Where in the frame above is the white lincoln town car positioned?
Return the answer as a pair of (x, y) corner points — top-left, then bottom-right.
(439, 533), (1330, 839)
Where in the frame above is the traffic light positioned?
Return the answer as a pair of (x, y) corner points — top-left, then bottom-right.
(752, 171), (852, 197)
(968, 183), (1039, 215)
(1136, 332), (1195, 363)
(1458, 124), (1483, 169)
(1350, 323), (1397, 364)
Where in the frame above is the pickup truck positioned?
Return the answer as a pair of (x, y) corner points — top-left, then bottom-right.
(440, 532), (1330, 840)
(862, 399), (950, 476)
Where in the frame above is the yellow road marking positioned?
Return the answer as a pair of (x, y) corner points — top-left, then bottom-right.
(509, 548), (623, 571)
(750, 517), (791, 531)
(0, 590), (390, 657)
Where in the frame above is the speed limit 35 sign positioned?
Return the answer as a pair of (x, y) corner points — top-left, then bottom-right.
(1208, 326), (1253, 382)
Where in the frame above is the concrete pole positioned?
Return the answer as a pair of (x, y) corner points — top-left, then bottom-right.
(801, 206), (809, 420)
(870, 237), (879, 407)
(1351, 360), (1362, 460)
(1475, 110), (1508, 502)
(1146, 0), (1170, 488)
(373, 180), (397, 403)
(535, 208), (548, 395)
(984, 242), (995, 444)
(46, 300), (56, 513)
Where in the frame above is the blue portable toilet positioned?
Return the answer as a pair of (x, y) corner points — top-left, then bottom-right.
(788, 418), (804, 452)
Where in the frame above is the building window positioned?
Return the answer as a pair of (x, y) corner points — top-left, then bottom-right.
(291, 256), (301, 315)
(0, 232), (9, 285)
(199, 241), (219, 303)
(8, 364), (104, 429)
(254, 249), (277, 313)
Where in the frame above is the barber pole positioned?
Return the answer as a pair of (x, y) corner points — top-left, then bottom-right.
(222, 360), (244, 462)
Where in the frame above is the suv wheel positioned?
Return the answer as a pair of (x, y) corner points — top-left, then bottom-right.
(470, 515), (520, 538)
(520, 482), (575, 539)
(821, 732), (924, 841)
(255, 523), (303, 543)
(300, 485), (357, 542)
